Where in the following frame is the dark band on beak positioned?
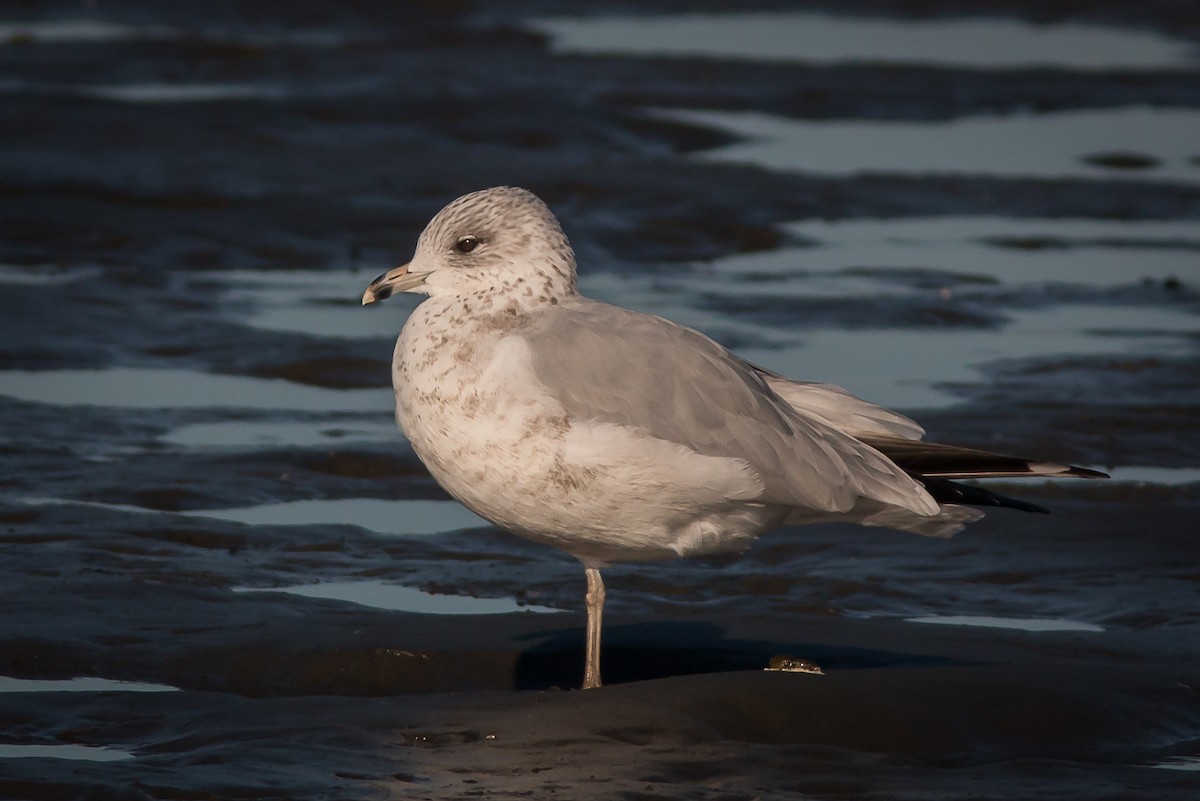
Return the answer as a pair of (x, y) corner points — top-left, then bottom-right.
(366, 279), (395, 303)
(362, 263), (427, 305)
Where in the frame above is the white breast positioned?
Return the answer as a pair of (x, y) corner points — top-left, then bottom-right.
(392, 298), (781, 566)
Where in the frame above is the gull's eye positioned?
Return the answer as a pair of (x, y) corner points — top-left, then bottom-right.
(455, 235), (479, 254)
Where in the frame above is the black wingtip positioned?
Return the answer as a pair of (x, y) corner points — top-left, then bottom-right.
(920, 478), (1051, 514)
(1065, 465), (1110, 479)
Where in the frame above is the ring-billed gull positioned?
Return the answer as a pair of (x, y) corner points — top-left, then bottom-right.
(362, 187), (1106, 689)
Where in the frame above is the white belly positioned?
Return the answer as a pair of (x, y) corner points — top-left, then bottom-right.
(392, 302), (781, 566)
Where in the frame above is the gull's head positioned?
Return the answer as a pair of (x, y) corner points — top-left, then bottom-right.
(361, 186), (578, 306)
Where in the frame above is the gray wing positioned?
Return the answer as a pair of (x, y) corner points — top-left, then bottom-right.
(521, 300), (937, 516)
(751, 367), (925, 440)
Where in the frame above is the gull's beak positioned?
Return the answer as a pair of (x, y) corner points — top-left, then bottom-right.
(361, 263), (428, 305)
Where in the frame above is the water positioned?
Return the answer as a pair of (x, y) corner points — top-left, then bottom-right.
(0, 263), (104, 285)
(905, 615), (1105, 633)
(0, 367), (389, 411)
(194, 498), (489, 535)
(0, 676), (179, 693)
(161, 417), (399, 449)
(734, 304), (1198, 409)
(14, 497), (486, 536)
(1108, 467), (1200, 485)
(0, 744), (135, 762)
(651, 106), (1200, 184)
(0, 19), (178, 44)
(202, 269), (412, 339)
(776, 216), (1200, 286)
(80, 83), (290, 104)
(530, 13), (1199, 70)
(233, 580), (563, 615)
(0, 18), (351, 48)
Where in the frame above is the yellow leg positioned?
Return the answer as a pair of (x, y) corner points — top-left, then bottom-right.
(582, 567), (605, 689)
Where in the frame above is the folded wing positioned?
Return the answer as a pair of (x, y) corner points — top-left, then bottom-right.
(522, 300), (938, 517)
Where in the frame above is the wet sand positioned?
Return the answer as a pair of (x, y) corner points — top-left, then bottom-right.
(2, 1), (1199, 798)
(2, 495), (1199, 798)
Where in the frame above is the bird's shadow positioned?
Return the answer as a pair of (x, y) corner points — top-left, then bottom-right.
(512, 620), (964, 690)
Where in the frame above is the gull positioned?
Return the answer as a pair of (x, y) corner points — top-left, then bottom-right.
(361, 187), (1107, 689)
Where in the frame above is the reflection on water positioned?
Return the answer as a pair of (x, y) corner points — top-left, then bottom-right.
(0, 676), (179, 693)
(736, 305), (1196, 409)
(162, 417), (399, 449)
(14, 497), (487, 537)
(786, 217), (1200, 249)
(775, 217), (1200, 287)
(1108, 467), (1200, 485)
(0, 367), (389, 411)
(199, 269), (410, 339)
(651, 107), (1200, 184)
(233, 580), (563, 615)
(529, 13), (1198, 70)
(193, 498), (489, 535)
(1153, 757), (1200, 771)
(0, 263), (103, 285)
(81, 83), (288, 103)
(906, 615), (1104, 632)
(0, 744), (135, 762)
(0, 19), (177, 44)
(0, 18), (349, 48)
(16, 498), (170, 520)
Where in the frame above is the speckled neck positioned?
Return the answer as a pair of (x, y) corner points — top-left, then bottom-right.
(445, 262), (579, 320)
